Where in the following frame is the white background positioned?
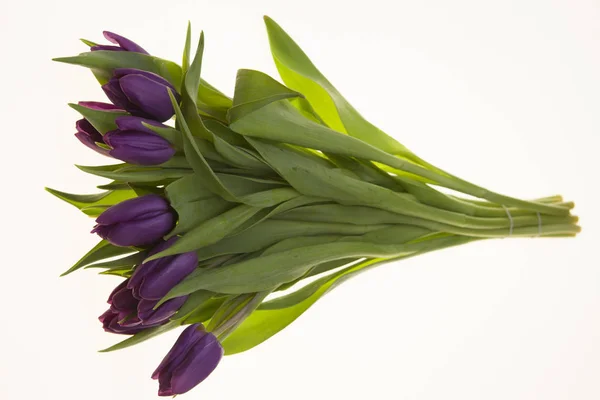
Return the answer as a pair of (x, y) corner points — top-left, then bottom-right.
(1, 0), (599, 399)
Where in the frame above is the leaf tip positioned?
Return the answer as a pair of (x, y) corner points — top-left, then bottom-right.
(52, 56), (74, 64)
(79, 38), (97, 47)
(68, 103), (82, 112)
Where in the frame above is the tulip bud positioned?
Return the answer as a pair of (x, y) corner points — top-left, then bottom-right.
(91, 31), (149, 54)
(99, 238), (197, 334)
(152, 324), (223, 396)
(128, 237), (198, 300)
(103, 116), (175, 165)
(75, 119), (110, 157)
(102, 68), (180, 122)
(99, 279), (186, 334)
(92, 194), (176, 247)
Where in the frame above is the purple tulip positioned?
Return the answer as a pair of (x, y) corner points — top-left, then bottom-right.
(91, 31), (149, 54)
(74, 102), (123, 156)
(75, 119), (110, 157)
(92, 194), (176, 247)
(152, 324), (223, 396)
(102, 68), (179, 122)
(128, 237), (198, 300)
(99, 239), (196, 334)
(103, 116), (175, 165)
(99, 279), (188, 334)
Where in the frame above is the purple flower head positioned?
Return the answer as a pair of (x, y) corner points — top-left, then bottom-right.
(103, 116), (175, 165)
(99, 277), (188, 335)
(91, 31), (149, 54)
(128, 237), (198, 301)
(75, 119), (110, 157)
(152, 324), (223, 396)
(102, 68), (179, 122)
(92, 194), (176, 247)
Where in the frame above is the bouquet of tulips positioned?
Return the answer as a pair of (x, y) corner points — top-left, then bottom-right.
(49, 17), (580, 397)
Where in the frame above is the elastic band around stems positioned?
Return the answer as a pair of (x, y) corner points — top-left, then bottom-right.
(502, 206), (514, 237)
(536, 212), (542, 237)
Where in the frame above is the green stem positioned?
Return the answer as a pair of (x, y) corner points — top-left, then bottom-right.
(392, 153), (571, 216)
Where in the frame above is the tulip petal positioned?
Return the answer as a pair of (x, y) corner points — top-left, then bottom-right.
(107, 279), (129, 304)
(113, 68), (173, 87)
(118, 74), (176, 122)
(103, 31), (149, 54)
(91, 45), (125, 52)
(139, 296), (187, 325)
(139, 252), (198, 300)
(115, 116), (166, 135)
(76, 119), (104, 142)
(95, 194), (171, 225)
(104, 130), (175, 165)
(97, 212), (176, 247)
(170, 333), (223, 395)
(110, 287), (138, 312)
(152, 324), (206, 380)
(158, 372), (175, 396)
(75, 119), (111, 156)
(102, 78), (142, 114)
(74, 132), (111, 156)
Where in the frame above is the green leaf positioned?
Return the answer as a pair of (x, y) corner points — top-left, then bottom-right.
(261, 236), (345, 256)
(184, 297), (226, 324)
(275, 203), (413, 225)
(195, 219), (388, 261)
(167, 197), (234, 236)
(263, 16), (408, 156)
(99, 268), (134, 277)
(211, 123), (273, 171)
(182, 22), (192, 85)
(53, 51), (183, 87)
(227, 69), (303, 123)
(45, 187), (137, 216)
(246, 139), (503, 230)
(172, 290), (215, 321)
(80, 38), (98, 47)
(165, 174), (290, 237)
(62, 240), (136, 276)
(76, 164), (191, 183)
(230, 99), (434, 185)
(84, 251), (145, 269)
(69, 103), (128, 134)
(145, 204), (263, 261)
(180, 32), (214, 142)
(227, 195), (329, 236)
(97, 181), (133, 190)
(221, 257), (387, 354)
(274, 257), (359, 291)
(204, 119), (249, 147)
(142, 122), (183, 149)
(99, 320), (182, 352)
(172, 89), (290, 207)
(164, 235), (466, 296)
(165, 174), (217, 205)
(172, 91), (240, 202)
(222, 235), (476, 354)
(196, 80), (233, 123)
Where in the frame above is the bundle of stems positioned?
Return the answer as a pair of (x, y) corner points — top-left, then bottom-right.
(50, 17), (578, 377)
